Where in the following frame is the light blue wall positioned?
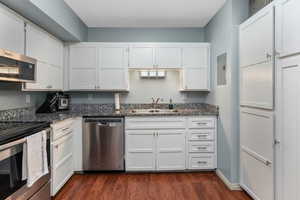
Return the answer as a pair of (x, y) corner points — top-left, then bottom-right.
(0, 82), (45, 110)
(0, 0), (87, 41)
(88, 28), (206, 42)
(204, 0), (249, 183)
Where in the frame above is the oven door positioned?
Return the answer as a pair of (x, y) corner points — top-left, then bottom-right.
(0, 138), (27, 200)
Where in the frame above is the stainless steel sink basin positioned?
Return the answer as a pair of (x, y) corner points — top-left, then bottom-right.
(130, 109), (179, 114)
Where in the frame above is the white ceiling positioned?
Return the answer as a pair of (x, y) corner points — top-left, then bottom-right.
(64, 0), (226, 28)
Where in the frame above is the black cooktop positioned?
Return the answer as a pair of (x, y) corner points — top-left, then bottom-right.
(0, 121), (50, 146)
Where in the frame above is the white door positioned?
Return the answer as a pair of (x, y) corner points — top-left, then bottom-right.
(129, 46), (155, 68)
(126, 130), (156, 171)
(277, 55), (300, 200)
(69, 69), (97, 90)
(182, 68), (209, 91)
(276, 0), (300, 57)
(98, 46), (129, 90)
(99, 69), (128, 90)
(69, 45), (98, 90)
(48, 65), (63, 90)
(182, 46), (209, 68)
(0, 5), (24, 54)
(240, 107), (274, 200)
(156, 47), (182, 68)
(240, 6), (274, 67)
(156, 130), (185, 170)
(240, 62), (274, 109)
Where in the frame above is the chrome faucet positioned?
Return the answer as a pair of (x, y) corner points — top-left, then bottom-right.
(151, 97), (160, 109)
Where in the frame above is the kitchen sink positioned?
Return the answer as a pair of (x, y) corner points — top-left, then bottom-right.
(130, 109), (179, 114)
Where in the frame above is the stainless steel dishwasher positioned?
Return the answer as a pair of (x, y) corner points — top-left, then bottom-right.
(82, 117), (124, 171)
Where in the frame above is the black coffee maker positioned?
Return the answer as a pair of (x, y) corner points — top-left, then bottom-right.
(36, 92), (70, 113)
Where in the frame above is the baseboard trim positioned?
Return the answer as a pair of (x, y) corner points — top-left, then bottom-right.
(216, 169), (241, 191)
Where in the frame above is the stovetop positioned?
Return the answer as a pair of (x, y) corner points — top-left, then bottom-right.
(0, 121), (50, 146)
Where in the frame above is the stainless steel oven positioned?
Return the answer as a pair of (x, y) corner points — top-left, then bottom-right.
(0, 130), (50, 200)
(0, 48), (36, 83)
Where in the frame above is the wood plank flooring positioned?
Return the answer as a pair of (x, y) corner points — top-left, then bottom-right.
(53, 172), (252, 200)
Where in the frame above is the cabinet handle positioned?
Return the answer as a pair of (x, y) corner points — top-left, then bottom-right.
(197, 122), (207, 125)
(266, 53), (272, 59)
(197, 161), (207, 164)
(55, 145), (59, 149)
(197, 135), (207, 138)
(197, 147), (207, 150)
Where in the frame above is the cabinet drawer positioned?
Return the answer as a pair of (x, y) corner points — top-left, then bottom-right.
(189, 142), (214, 153)
(52, 119), (73, 141)
(189, 129), (214, 141)
(52, 134), (73, 166)
(126, 117), (185, 130)
(188, 154), (215, 169)
(188, 117), (215, 129)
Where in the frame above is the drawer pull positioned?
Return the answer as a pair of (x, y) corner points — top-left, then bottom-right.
(197, 122), (207, 125)
(197, 135), (207, 138)
(197, 147), (207, 150)
(55, 145), (59, 149)
(197, 161), (207, 164)
(62, 127), (70, 131)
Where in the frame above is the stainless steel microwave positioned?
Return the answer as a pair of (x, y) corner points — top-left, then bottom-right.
(0, 48), (36, 83)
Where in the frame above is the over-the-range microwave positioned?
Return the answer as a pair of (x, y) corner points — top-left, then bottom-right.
(0, 48), (36, 82)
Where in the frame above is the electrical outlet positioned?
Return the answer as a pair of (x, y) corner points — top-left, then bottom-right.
(88, 94), (93, 101)
(25, 95), (31, 104)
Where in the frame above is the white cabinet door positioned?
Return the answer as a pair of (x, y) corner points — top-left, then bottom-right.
(156, 47), (181, 68)
(240, 62), (274, 109)
(277, 55), (300, 200)
(240, 6), (274, 67)
(99, 46), (128, 69)
(182, 46), (209, 68)
(24, 62), (63, 91)
(98, 46), (129, 90)
(129, 46), (155, 68)
(126, 130), (156, 171)
(240, 107), (274, 200)
(156, 130), (185, 170)
(69, 45), (98, 90)
(276, 0), (300, 57)
(98, 69), (128, 90)
(69, 69), (97, 90)
(0, 5), (24, 54)
(181, 68), (209, 91)
(69, 46), (98, 69)
(51, 133), (73, 196)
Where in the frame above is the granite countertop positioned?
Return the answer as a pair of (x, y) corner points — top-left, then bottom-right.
(1, 103), (219, 123)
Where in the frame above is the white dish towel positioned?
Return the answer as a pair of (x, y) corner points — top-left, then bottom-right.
(22, 130), (49, 187)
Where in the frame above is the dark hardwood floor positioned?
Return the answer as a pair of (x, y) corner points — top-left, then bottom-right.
(53, 172), (252, 200)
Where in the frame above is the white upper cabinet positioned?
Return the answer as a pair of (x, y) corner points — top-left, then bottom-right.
(26, 24), (63, 67)
(24, 23), (63, 91)
(129, 45), (155, 68)
(68, 43), (129, 91)
(69, 45), (98, 69)
(156, 47), (182, 68)
(240, 6), (274, 67)
(0, 5), (24, 54)
(69, 45), (98, 90)
(182, 46), (209, 68)
(180, 44), (211, 91)
(276, 0), (300, 57)
(98, 45), (129, 90)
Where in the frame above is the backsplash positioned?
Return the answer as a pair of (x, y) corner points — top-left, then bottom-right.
(0, 107), (35, 121)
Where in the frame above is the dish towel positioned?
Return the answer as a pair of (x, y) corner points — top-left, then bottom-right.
(22, 130), (49, 187)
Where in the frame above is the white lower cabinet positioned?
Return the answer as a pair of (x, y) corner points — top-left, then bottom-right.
(51, 119), (74, 196)
(125, 116), (217, 171)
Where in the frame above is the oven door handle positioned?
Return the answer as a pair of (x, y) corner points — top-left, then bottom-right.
(0, 138), (26, 151)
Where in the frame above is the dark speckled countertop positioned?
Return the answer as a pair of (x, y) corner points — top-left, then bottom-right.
(1, 103), (219, 123)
